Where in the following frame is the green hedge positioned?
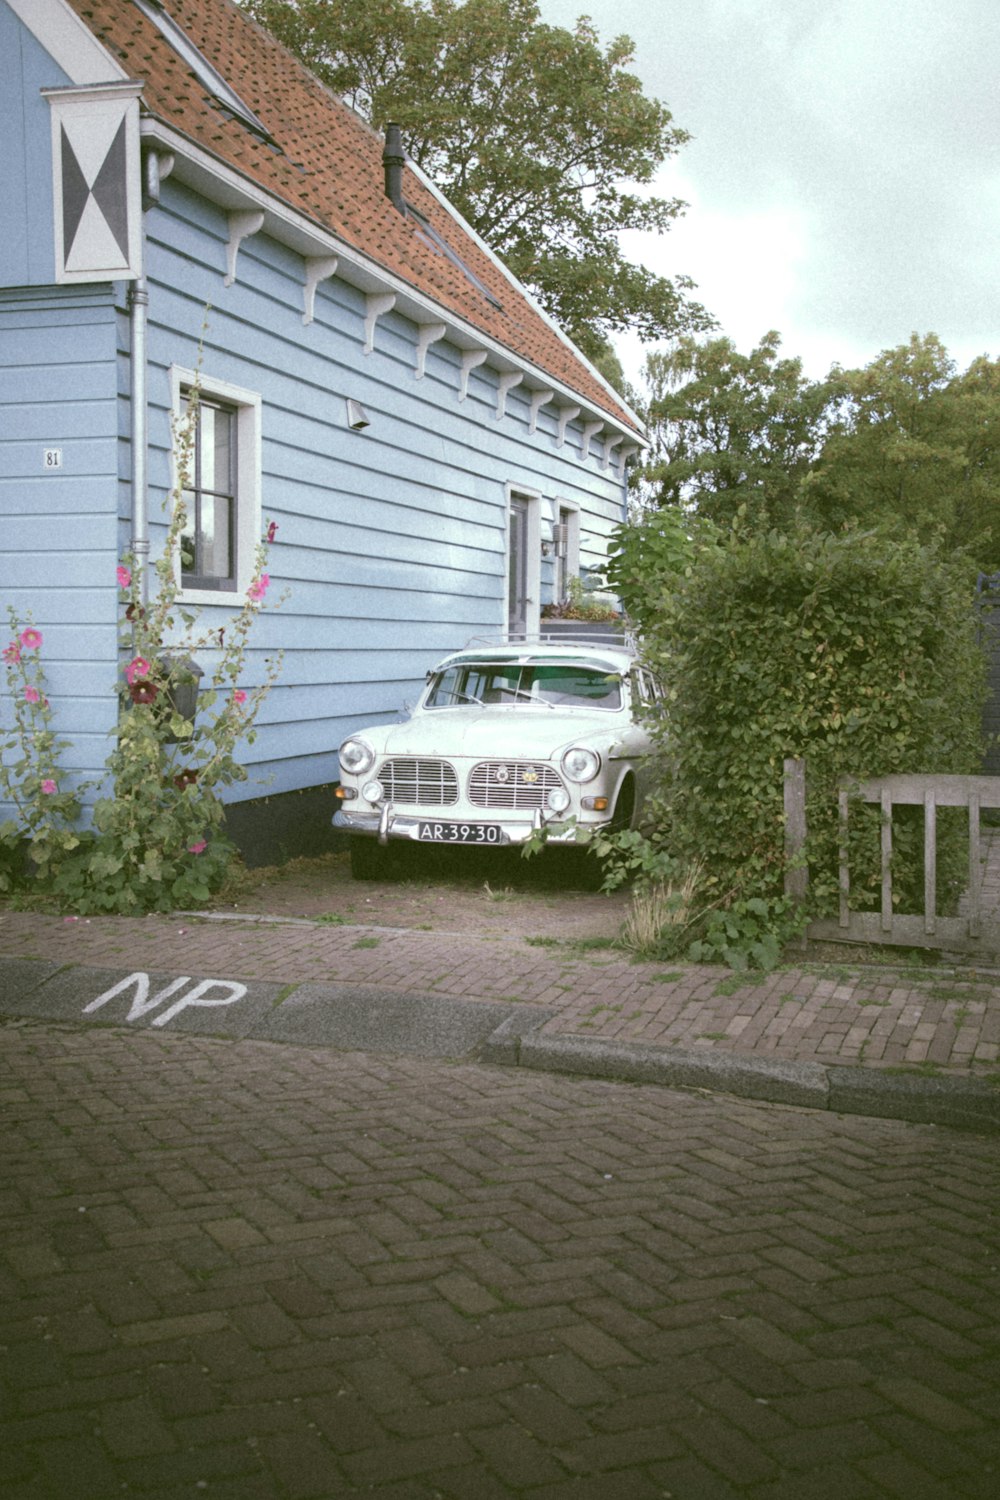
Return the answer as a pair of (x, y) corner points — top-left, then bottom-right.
(640, 526), (986, 915)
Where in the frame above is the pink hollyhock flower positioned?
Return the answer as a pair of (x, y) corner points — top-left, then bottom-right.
(188, 840), (207, 855)
(2, 641), (21, 664)
(266, 520), (278, 543)
(129, 679), (159, 705)
(20, 628), (43, 650)
(232, 689), (247, 705)
(125, 657), (151, 685)
(24, 685), (40, 703)
(117, 564), (132, 589)
(41, 779), (57, 794)
(247, 573), (270, 601)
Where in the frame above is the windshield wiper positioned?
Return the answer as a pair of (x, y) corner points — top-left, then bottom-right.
(508, 687), (555, 709)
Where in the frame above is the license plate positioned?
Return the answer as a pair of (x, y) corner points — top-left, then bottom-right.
(418, 821), (504, 845)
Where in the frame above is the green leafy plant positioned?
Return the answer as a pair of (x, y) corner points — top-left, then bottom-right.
(638, 523), (986, 922)
(688, 895), (804, 973)
(604, 501), (704, 631)
(0, 386), (283, 913)
(589, 826), (799, 970)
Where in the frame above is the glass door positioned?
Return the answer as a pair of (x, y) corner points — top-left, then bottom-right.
(508, 496), (529, 639)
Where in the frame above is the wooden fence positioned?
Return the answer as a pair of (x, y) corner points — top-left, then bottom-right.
(783, 758), (1000, 956)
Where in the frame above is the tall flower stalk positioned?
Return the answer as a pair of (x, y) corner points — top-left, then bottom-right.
(1, 381), (283, 912)
(0, 617), (83, 887)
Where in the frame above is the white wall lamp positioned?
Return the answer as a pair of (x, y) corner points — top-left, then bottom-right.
(346, 398), (371, 430)
(540, 519), (567, 558)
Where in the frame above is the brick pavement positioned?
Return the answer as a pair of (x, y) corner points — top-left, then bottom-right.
(2, 1021), (999, 1498)
(1, 907), (999, 1077)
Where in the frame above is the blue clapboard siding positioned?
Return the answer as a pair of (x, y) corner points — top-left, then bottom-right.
(131, 180), (630, 801)
(0, 284), (121, 820)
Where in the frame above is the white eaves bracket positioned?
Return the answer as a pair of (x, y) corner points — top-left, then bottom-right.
(496, 371), (523, 420)
(556, 406), (580, 448)
(529, 389), (554, 434)
(602, 433), (624, 471)
(580, 419), (604, 460)
(617, 443), (640, 481)
(224, 209), (265, 286)
(415, 322), (447, 378)
(302, 255), (338, 325)
(364, 293), (396, 354)
(459, 348), (488, 401)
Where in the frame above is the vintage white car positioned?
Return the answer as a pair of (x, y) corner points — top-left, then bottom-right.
(333, 637), (660, 878)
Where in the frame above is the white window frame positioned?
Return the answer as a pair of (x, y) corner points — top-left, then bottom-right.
(505, 484), (542, 638)
(169, 366), (262, 607)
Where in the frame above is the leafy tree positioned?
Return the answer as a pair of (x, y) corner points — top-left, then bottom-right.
(638, 331), (831, 527)
(638, 331), (1000, 571)
(247, 0), (713, 358)
(804, 335), (1000, 565)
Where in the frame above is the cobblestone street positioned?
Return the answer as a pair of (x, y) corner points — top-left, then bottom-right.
(3, 1018), (998, 1498)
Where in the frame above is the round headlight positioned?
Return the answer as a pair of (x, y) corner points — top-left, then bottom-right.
(361, 779), (384, 804)
(547, 786), (571, 814)
(339, 737), (375, 776)
(561, 746), (601, 784)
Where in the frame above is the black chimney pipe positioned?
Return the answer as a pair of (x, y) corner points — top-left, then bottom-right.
(383, 123), (405, 213)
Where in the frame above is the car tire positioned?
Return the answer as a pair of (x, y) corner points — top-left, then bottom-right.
(349, 838), (392, 881)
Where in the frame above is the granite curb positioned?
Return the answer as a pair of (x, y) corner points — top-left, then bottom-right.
(482, 1016), (1000, 1133)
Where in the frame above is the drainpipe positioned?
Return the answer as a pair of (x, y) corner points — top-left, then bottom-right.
(129, 148), (163, 607)
(128, 276), (150, 605)
(382, 123), (406, 213)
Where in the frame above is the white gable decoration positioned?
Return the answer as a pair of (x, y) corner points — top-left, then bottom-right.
(43, 81), (143, 283)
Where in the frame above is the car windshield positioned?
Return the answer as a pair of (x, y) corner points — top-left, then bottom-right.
(426, 661), (623, 711)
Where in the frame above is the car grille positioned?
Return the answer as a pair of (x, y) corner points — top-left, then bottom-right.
(469, 761), (563, 809)
(377, 758), (459, 806)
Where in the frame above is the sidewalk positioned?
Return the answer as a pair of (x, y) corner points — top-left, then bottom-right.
(1, 903), (998, 1131)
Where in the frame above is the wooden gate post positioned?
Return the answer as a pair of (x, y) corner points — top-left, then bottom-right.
(783, 757), (809, 904)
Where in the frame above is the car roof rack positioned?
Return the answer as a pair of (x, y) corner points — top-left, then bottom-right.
(464, 629), (639, 651)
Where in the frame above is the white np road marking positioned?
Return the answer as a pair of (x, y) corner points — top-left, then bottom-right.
(83, 973), (248, 1027)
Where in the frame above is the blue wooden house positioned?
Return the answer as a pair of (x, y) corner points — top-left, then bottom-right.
(0, 0), (644, 857)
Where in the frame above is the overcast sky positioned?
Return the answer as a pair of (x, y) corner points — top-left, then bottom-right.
(538, 0), (999, 384)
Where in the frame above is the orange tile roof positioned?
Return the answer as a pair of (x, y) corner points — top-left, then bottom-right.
(63, 0), (642, 436)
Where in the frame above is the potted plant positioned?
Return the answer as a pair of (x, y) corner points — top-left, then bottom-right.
(540, 575), (625, 641)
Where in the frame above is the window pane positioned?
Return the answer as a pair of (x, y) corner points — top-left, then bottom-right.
(211, 406), (233, 495)
(202, 494), (232, 579)
(180, 486), (196, 575)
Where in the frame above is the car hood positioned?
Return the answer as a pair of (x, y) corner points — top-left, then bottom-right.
(368, 708), (625, 762)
